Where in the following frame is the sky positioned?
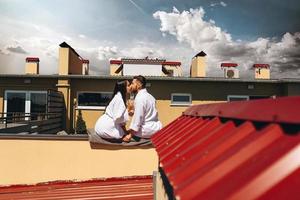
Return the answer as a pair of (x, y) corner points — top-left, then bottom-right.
(0, 0), (300, 78)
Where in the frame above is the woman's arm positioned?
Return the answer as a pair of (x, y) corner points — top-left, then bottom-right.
(111, 94), (127, 123)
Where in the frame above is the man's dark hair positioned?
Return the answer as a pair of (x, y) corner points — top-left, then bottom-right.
(133, 75), (146, 89)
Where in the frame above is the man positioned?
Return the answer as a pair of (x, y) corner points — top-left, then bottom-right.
(123, 75), (162, 142)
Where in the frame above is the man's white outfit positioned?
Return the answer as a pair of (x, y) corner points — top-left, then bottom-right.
(129, 88), (162, 138)
(94, 92), (128, 139)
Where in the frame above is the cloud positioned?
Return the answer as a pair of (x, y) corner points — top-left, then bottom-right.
(79, 34), (86, 39)
(210, 1), (227, 7)
(6, 45), (28, 54)
(74, 39), (193, 75)
(97, 46), (119, 60)
(153, 7), (300, 78)
(220, 1), (227, 7)
(0, 49), (9, 55)
(0, 18), (91, 74)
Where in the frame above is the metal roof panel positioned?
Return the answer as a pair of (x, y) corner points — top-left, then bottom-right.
(0, 176), (153, 200)
(151, 96), (300, 200)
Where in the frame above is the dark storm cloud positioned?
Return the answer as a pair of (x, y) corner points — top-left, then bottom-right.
(6, 45), (28, 54)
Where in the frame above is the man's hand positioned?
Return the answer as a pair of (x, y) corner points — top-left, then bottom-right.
(127, 100), (134, 116)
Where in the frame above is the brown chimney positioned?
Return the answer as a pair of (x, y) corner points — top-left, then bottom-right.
(25, 57), (39, 74)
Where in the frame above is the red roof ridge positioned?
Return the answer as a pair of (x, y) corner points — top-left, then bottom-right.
(221, 63), (238, 67)
(26, 57), (39, 62)
(81, 59), (89, 64)
(253, 64), (270, 68)
(110, 59), (181, 66)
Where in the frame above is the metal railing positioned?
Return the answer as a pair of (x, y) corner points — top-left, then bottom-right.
(0, 112), (62, 134)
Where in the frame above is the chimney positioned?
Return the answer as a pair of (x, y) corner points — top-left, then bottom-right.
(110, 59), (123, 76)
(82, 59), (89, 75)
(190, 51), (206, 77)
(253, 64), (270, 79)
(221, 63), (239, 78)
(25, 57), (39, 74)
(58, 42), (83, 75)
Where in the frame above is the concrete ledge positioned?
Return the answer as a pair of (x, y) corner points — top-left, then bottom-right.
(0, 139), (158, 186)
(0, 134), (88, 141)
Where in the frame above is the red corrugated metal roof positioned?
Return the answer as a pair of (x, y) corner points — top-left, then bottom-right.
(0, 176), (153, 200)
(151, 96), (300, 200)
(221, 63), (238, 67)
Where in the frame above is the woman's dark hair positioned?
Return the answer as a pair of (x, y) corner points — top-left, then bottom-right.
(106, 80), (128, 108)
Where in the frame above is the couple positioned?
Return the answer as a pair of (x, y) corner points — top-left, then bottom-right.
(93, 75), (162, 143)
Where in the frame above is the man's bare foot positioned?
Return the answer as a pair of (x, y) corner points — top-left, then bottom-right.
(122, 133), (132, 142)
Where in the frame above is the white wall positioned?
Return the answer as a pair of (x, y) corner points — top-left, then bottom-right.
(123, 64), (162, 76)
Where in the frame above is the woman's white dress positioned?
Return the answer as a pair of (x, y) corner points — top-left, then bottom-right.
(93, 92), (128, 139)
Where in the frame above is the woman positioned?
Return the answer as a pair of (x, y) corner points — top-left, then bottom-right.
(92, 80), (132, 141)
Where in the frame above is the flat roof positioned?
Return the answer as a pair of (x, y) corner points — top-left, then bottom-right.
(0, 74), (300, 83)
(0, 176), (153, 200)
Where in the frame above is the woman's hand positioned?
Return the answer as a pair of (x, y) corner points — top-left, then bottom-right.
(122, 133), (132, 142)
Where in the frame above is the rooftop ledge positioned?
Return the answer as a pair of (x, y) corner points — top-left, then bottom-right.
(0, 134), (157, 186)
(0, 134), (88, 141)
(0, 74), (300, 83)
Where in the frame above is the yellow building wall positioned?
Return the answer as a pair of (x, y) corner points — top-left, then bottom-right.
(59, 48), (69, 75)
(74, 109), (103, 131)
(57, 79), (71, 132)
(110, 64), (122, 76)
(156, 100), (223, 126)
(191, 56), (206, 77)
(255, 68), (270, 79)
(0, 139), (158, 186)
(25, 63), (39, 74)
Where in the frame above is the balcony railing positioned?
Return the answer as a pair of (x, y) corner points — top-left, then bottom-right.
(0, 112), (62, 134)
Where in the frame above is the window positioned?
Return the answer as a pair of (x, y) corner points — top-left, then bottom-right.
(171, 93), (192, 106)
(4, 90), (47, 121)
(227, 95), (249, 102)
(249, 95), (271, 100)
(77, 92), (113, 109)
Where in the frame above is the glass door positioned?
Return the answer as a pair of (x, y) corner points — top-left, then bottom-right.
(5, 90), (47, 122)
(5, 91), (26, 122)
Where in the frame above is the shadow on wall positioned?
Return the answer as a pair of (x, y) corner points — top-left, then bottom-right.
(89, 142), (154, 150)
